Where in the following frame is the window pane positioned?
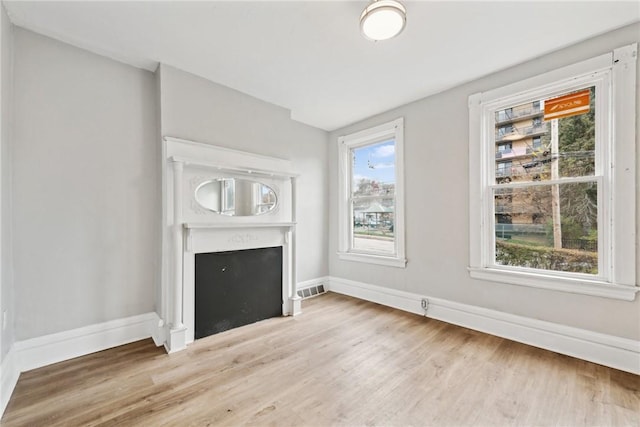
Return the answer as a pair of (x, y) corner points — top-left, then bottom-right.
(556, 87), (596, 178)
(352, 197), (395, 254)
(351, 139), (395, 197)
(494, 182), (598, 274)
(494, 87), (595, 184)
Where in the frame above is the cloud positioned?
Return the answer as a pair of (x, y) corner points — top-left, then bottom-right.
(372, 144), (395, 158)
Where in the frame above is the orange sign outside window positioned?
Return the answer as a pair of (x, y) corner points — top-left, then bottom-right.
(544, 89), (591, 121)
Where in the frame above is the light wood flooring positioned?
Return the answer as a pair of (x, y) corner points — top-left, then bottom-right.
(2, 292), (638, 426)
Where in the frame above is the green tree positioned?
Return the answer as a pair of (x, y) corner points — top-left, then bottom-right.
(558, 87), (596, 177)
(557, 87), (597, 237)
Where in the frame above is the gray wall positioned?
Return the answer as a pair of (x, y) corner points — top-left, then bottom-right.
(1, 4), (14, 360)
(12, 29), (159, 340)
(158, 64), (329, 283)
(5, 13), (633, 347)
(329, 23), (640, 341)
(6, 30), (328, 343)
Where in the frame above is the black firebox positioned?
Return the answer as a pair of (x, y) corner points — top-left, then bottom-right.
(194, 246), (283, 340)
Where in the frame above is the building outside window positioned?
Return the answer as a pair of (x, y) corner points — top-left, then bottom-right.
(468, 44), (637, 300)
(338, 118), (406, 268)
(497, 124), (514, 139)
(496, 160), (512, 178)
(532, 116), (542, 127)
(533, 100), (541, 111)
(497, 107), (513, 122)
(497, 142), (512, 153)
(494, 87), (595, 271)
(532, 136), (542, 149)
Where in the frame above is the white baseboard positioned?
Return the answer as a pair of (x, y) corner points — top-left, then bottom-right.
(297, 276), (330, 290)
(0, 348), (19, 416)
(150, 316), (166, 347)
(0, 311), (162, 416)
(328, 276), (640, 375)
(13, 312), (162, 373)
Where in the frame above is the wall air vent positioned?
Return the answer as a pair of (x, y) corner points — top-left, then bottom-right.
(297, 284), (326, 299)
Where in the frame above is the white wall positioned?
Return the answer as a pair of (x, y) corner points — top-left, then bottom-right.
(12, 29), (159, 340)
(0, 4), (14, 360)
(158, 64), (329, 284)
(329, 23), (640, 341)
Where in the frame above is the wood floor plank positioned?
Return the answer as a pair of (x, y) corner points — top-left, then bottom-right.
(1, 292), (638, 426)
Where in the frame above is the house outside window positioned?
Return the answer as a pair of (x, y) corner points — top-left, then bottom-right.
(338, 118), (406, 268)
(468, 44), (637, 300)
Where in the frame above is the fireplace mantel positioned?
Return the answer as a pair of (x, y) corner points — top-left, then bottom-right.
(161, 137), (301, 353)
(184, 222), (296, 229)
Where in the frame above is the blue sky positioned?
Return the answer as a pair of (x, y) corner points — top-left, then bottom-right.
(352, 139), (396, 185)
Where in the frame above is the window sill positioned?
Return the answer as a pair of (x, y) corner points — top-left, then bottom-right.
(338, 251), (407, 268)
(468, 267), (639, 301)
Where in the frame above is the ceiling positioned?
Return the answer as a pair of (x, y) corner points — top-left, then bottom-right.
(4, 1), (640, 131)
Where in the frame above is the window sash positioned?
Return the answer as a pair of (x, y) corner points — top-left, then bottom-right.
(338, 117), (406, 268)
(487, 177), (603, 278)
(349, 195), (397, 256)
(468, 46), (638, 299)
(482, 74), (610, 280)
(348, 153), (397, 256)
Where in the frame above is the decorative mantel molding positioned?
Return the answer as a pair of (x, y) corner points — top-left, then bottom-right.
(184, 223), (297, 253)
(184, 222), (296, 229)
(161, 137), (300, 353)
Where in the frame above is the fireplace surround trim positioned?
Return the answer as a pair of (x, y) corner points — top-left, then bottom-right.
(161, 137), (300, 353)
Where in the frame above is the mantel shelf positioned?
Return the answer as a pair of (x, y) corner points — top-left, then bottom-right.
(169, 155), (299, 179)
(184, 222), (296, 229)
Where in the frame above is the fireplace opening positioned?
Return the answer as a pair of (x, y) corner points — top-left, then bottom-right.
(194, 246), (283, 339)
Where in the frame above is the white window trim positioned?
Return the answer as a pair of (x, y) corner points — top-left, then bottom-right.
(469, 44), (638, 301)
(338, 118), (406, 268)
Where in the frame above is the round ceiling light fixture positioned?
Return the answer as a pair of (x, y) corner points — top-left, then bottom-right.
(360, 0), (407, 41)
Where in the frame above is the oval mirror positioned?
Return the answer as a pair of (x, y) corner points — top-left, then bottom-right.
(195, 178), (277, 216)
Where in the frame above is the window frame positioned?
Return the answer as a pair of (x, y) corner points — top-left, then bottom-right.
(468, 44), (638, 301)
(337, 118), (406, 268)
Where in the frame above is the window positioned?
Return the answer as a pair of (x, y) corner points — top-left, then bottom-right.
(468, 44), (637, 300)
(497, 124), (513, 139)
(532, 136), (542, 149)
(496, 161), (512, 178)
(497, 107), (513, 123)
(533, 100), (541, 111)
(497, 143), (512, 153)
(338, 118), (406, 267)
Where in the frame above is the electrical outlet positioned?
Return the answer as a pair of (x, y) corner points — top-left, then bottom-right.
(421, 299), (428, 309)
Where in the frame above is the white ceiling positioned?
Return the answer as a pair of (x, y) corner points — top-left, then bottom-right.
(4, 1), (640, 131)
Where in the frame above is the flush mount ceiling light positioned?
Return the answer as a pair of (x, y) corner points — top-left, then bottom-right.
(360, 0), (407, 41)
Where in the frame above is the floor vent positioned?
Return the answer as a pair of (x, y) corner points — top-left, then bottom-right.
(297, 284), (326, 299)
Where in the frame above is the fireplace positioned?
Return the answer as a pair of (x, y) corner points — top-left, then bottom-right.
(160, 137), (301, 353)
(195, 247), (283, 339)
